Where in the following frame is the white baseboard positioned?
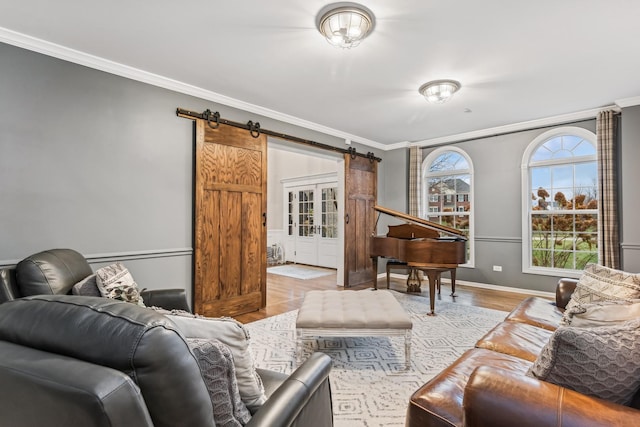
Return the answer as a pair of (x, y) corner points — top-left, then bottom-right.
(382, 273), (555, 298)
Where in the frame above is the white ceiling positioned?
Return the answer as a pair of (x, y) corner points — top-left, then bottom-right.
(2, 1), (640, 148)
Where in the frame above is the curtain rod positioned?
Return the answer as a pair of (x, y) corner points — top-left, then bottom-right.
(177, 108), (382, 162)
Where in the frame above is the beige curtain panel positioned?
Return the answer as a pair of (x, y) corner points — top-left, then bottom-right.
(409, 145), (422, 217)
(596, 110), (620, 269)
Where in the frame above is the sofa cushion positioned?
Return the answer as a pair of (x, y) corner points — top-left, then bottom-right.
(561, 299), (640, 327)
(95, 262), (145, 306)
(187, 338), (251, 427)
(563, 264), (640, 320)
(72, 273), (101, 297)
(407, 348), (533, 427)
(475, 321), (553, 362)
(156, 309), (266, 413)
(527, 318), (640, 405)
(504, 296), (562, 331)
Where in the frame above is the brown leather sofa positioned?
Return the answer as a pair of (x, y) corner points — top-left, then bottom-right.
(406, 278), (640, 427)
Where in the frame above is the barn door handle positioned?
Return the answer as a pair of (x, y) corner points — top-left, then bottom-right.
(262, 212), (267, 226)
(345, 213), (350, 224)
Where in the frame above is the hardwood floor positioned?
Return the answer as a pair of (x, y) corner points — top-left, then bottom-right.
(234, 266), (545, 324)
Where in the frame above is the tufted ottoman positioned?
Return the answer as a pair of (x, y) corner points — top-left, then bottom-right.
(296, 289), (413, 369)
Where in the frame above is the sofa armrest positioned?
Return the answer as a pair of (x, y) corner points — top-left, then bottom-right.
(463, 366), (640, 427)
(556, 278), (578, 309)
(140, 288), (191, 312)
(0, 340), (154, 427)
(247, 352), (333, 427)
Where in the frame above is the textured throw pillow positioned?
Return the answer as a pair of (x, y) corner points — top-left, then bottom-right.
(71, 274), (101, 297)
(563, 264), (640, 322)
(95, 262), (145, 306)
(561, 299), (640, 327)
(187, 338), (252, 427)
(527, 318), (640, 405)
(154, 308), (266, 413)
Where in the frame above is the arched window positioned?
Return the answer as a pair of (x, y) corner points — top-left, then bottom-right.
(521, 127), (598, 276)
(422, 147), (474, 266)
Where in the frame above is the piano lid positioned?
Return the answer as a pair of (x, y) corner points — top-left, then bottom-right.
(373, 205), (468, 241)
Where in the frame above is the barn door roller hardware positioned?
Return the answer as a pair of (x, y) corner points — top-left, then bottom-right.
(177, 108), (381, 162)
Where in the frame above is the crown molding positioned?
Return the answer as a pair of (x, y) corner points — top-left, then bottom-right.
(412, 106), (614, 148)
(384, 140), (411, 151)
(615, 96), (640, 108)
(0, 26), (387, 150)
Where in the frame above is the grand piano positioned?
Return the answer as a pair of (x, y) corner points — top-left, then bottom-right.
(370, 205), (467, 315)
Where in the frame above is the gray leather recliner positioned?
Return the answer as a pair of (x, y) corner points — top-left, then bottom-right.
(0, 295), (334, 427)
(0, 249), (334, 426)
(0, 248), (191, 311)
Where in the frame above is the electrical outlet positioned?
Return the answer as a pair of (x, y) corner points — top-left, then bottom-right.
(493, 265), (502, 272)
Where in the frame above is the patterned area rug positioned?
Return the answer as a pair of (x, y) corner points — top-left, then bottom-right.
(245, 290), (508, 427)
(267, 264), (334, 280)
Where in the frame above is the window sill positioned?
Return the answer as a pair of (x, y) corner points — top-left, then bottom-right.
(522, 266), (582, 279)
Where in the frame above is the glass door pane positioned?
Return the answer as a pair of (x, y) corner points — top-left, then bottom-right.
(321, 187), (338, 238)
(298, 189), (314, 237)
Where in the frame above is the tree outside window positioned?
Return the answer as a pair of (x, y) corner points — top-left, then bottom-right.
(523, 128), (598, 275)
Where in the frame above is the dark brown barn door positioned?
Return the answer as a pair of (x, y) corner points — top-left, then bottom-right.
(344, 154), (377, 287)
(193, 119), (266, 317)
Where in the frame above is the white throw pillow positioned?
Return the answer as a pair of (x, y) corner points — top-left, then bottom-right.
(159, 310), (266, 413)
(562, 264), (640, 323)
(561, 299), (640, 327)
(95, 262), (145, 306)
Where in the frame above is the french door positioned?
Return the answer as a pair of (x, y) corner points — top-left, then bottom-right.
(285, 182), (338, 268)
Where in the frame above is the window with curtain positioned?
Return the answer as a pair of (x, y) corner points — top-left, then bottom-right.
(422, 147), (474, 267)
(521, 127), (598, 276)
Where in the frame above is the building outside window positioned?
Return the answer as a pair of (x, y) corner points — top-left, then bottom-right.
(422, 147), (474, 266)
(521, 127), (598, 276)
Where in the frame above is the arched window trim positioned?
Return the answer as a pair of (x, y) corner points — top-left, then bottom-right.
(520, 126), (597, 278)
(422, 146), (474, 268)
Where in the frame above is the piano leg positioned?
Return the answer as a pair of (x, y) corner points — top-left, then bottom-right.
(422, 269), (441, 316)
(406, 268), (421, 293)
(372, 256), (379, 290)
(450, 268), (457, 297)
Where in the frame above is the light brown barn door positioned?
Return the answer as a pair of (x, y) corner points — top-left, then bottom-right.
(193, 119), (266, 317)
(344, 154), (377, 287)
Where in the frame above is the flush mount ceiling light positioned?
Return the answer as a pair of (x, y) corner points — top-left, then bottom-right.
(316, 3), (375, 49)
(419, 80), (461, 104)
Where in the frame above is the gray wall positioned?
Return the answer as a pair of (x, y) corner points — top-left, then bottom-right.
(0, 42), (386, 305)
(410, 114), (640, 294)
(620, 105), (640, 272)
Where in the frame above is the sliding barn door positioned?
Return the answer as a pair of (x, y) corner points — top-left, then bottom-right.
(344, 154), (377, 287)
(194, 120), (266, 317)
